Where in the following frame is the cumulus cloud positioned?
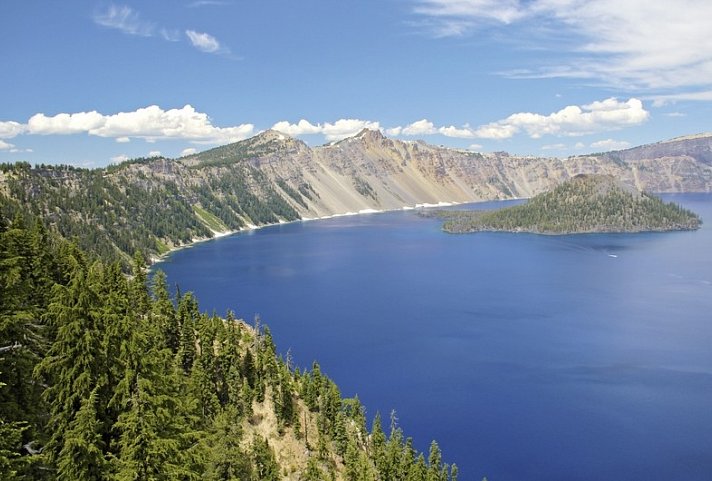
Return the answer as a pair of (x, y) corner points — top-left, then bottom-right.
(93, 4), (154, 37)
(412, 0), (712, 93)
(110, 154), (130, 164)
(181, 147), (198, 157)
(148, 150), (162, 157)
(322, 119), (381, 141)
(272, 118), (380, 141)
(402, 119), (437, 136)
(185, 30), (224, 54)
(271, 119), (322, 136)
(438, 124), (476, 138)
(0, 140), (15, 150)
(28, 111), (105, 135)
(0, 121), (26, 139)
(590, 139), (631, 151)
(472, 98), (648, 139)
(388, 119), (477, 138)
(14, 105), (253, 144)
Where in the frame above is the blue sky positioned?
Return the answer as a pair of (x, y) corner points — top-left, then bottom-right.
(1, 0), (711, 166)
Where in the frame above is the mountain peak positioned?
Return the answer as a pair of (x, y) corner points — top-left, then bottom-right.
(256, 129), (294, 142)
(354, 128), (385, 141)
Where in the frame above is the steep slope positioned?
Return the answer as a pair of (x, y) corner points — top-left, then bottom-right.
(0, 217), (459, 481)
(1, 131), (711, 264)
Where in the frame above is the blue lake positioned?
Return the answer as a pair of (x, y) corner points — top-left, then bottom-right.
(156, 194), (712, 481)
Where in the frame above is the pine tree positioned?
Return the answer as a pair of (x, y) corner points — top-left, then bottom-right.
(56, 388), (106, 481)
(202, 404), (251, 481)
(151, 270), (179, 353)
(251, 436), (279, 481)
(176, 293), (199, 374)
(111, 337), (187, 481)
(0, 375), (28, 480)
(34, 252), (104, 470)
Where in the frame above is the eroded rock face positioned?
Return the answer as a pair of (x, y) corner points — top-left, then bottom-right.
(177, 129), (712, 218)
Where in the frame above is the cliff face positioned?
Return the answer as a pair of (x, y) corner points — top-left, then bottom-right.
(2, 130), (711, 262)
(184, 129), (712, 218)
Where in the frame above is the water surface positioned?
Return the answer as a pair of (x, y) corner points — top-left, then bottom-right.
(157, 194), (712, 481)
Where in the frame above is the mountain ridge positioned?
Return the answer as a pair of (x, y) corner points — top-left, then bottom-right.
(1, 130), (711, 264)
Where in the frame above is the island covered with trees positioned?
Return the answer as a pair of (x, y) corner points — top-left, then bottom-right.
(434, 174), (701, 234)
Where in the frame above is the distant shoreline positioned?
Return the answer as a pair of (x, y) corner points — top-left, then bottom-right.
(150, 200), (464, 266)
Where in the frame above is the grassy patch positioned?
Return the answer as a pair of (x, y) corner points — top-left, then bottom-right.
(193, 205), (229, 232)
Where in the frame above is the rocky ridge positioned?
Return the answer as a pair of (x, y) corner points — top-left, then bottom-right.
(1, 130), (711, 262)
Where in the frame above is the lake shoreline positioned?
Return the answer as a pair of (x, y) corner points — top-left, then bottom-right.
(150, 201), (465, 266)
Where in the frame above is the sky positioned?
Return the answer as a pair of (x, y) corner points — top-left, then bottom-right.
(1, 0), (711, 167)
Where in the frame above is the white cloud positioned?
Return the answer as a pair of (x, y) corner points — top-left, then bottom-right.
(574, 142), (585, 149)
(438, 124), (475, 138)
(185, 30), (224, 54)
(401, 119), (437, 136)
(388, 119), (477, 138)
(414, 0), (527, 36)
(181, 147), (198, 156)
(93, 4), (154, 37)
(468, 143), (483, 150)
(472, 98), (648, 139)
(15, 105), (253, 144)
(0, 121), (26, 139)
(111, 154), (130, 164)
(412, 0), (712, 93)
(28, 111), (105, 135)
(94, 5), (232, 56)
(272, 119), (322, 136)
(273, 118), (380, 141)
(322, 119), (380, 141)
(590, 139), (631, 151)
(148, 150), (162, 157)
(0, 140), (15, 150)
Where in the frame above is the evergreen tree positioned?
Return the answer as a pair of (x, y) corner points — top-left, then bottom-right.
(56, 388), (106, 481)
(251, 436), (279, 481)
(34, 251), (104, 470)
(202, 404), (252, 481)
(151, 270), (179, 353)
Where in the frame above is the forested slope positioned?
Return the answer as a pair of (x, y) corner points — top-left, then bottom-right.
(438, 174), (701, 234)
(2, 130), (711, 267)
(0, 215), (458, 480)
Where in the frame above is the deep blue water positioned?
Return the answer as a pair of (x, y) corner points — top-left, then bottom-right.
(156, 194), (712, 481)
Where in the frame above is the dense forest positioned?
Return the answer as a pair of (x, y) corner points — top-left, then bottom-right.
(0, 214), (459, 480)
(436, 174), (701, 234)
(0, 160), (301, 268)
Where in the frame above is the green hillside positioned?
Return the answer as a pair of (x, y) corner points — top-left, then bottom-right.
(438, 174), (701, 234)
(0, 215), (458, 480)
(0, 160), (300, 268)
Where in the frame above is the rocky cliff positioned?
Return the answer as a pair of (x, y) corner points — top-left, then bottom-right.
(1, 130), (711, 263)
(191, 129), (712, 214)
